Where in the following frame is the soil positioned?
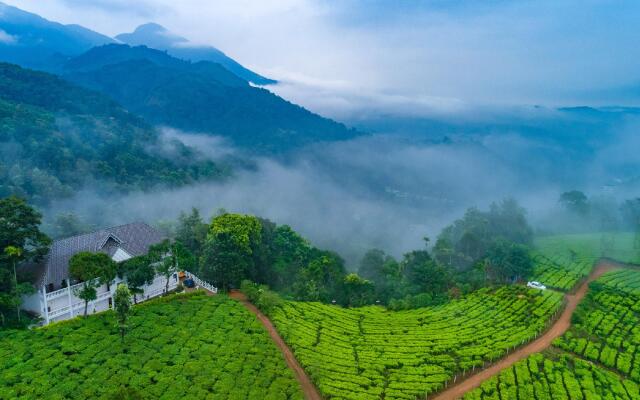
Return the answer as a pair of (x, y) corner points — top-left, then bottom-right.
(430, 260), (620, 400)
(229, 290), (323, 400)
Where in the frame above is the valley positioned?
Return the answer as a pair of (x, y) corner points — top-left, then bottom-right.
(0, 2), (639, 400)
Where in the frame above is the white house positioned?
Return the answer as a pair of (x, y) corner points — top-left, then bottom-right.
(21, 222), (180, 325)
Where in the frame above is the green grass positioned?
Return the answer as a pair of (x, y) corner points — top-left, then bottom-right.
(0, 292), (303, 400)
(532, 232), (640, 291)
(271, 286), (562, 399)
(464, 268), (640, 400)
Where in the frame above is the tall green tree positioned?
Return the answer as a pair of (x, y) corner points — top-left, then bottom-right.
(118, 255), (155, 304)
(175, 208), (208, 259)
(0, 196), (50, 325)
(434, 199), (532, 270)
(358, 249), (402, 302)
(292, 251), (346, 302)
(559, 190), (589, 216)
(113, 283), (132, 343)
(49, 213), (91, 239)
(4, 246), (23, 322)
(201, 232), (247, 291)
(402, 247), (450, 295)
(200, 213), (262, 291)
(484, 240), (533, 283)
(358, 249), (387, 284)
(69, 252), (117, 316)
(342, 273), (375, 307)
(150, 240), (194, 294)
(266, 224), (311, 290)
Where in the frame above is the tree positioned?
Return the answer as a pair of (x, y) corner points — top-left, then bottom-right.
(175, 208), (208, 259)
(357, 249), (402, 303)
(201, 232), (247, 291)
(559, 190), (589, 216)
(119, 255), (155, 304)
(402, 247), (450, 295)
(49, 213), (90, 239)
(292, 251), (346, 302)
(113, 283), (131, 343)
(342, 273), (375, 307)
(0, 196), (50, 324)
(434, 199), (533, 270)
(484, 240), (533, 283)
(150, 240), (193, 295)
(200, 214), (262, 291)
(69, 252), (117, 316)
(4, 246), (23, 322)
(268, 225), (311, 290)
(358, 249), (387, 284)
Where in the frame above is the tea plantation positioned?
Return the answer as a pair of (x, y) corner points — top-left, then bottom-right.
(464, 269), (640, 399)
(532, 232), (640, 291)
(271, 286), (562, 399)
(463, 351), (640, 400)
(556, 269), (640, 380)
(0, 292), (303, 400)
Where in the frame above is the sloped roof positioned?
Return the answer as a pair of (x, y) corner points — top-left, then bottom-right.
(39, 222), (165, 290)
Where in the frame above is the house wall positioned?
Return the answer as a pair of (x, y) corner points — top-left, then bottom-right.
(24, 273), (180, 325)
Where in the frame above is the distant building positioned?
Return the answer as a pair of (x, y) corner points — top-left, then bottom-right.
(22, 222), (179, 325)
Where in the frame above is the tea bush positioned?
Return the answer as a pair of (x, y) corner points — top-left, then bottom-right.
(271, 286), (562, 399)
(0, 292), (303, 400)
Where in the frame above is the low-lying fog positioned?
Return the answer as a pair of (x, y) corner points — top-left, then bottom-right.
(44, 108), (640, 265)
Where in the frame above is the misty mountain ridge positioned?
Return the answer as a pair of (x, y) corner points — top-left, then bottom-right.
(115, 22), (276, 85)
(0, 3), (273, 86)
(0, 1), (113, 70)
(62, 43), (357, 152)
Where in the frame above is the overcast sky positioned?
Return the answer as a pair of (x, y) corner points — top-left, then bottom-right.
(6, 0), (640, 117)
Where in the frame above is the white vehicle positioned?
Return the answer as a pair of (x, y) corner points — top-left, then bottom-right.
(527, 281), (547, 290)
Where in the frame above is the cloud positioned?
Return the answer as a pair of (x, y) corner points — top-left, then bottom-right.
(57, 0), (162, 18)
(6, 0), (640, 115)
(158, 127), (237, 161)
(265, 71), (466, 120)
(0, 29), (17, 44)
(44, 124), (614, 265)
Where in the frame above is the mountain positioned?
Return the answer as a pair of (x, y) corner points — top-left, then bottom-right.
(63, 44), (356, 152)
(116, 23), (276, 85)
(0, 4), (273, 85)
(0, 2), (113, 70)
(0, 62), (227, 204)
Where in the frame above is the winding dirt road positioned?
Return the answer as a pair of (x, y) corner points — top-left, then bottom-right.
(431, 260), (620, 400)
(229, 291), (322, 400)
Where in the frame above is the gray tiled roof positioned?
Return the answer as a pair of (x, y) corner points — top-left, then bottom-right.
(39, 222), (165, 290)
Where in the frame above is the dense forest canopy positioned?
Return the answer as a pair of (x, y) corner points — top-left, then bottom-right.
(0, 63), (228, 204)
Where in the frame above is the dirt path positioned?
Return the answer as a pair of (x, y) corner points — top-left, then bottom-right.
(229, 291), (323, 400)
(431, 260), (620, 400)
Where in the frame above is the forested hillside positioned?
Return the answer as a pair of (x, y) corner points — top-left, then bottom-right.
(63, 44), (356, 152)
(0, 63), (227, 204)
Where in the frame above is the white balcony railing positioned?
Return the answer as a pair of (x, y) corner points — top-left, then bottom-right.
(184, 271), (218, 294)
(48, 291), (112, 319)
